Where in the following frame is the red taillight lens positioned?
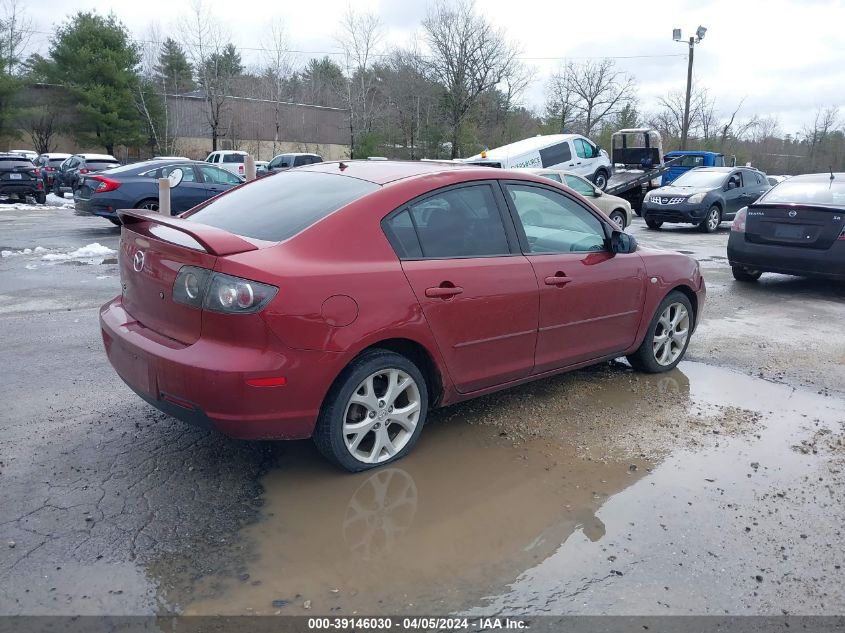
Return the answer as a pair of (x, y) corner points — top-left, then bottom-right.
(34, 167), (41, 176)
(731, 207), (747, 233)
(79, 168), (90, 174)
(172, 266), (277, 314)
(238, 164), (244, 173)
(90, 175), (121, 193)
(839, 226), (845, 241)
(44, 166), (55, 172)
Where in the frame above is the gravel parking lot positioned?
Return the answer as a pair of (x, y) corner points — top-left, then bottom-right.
(1, 198), (843, 616)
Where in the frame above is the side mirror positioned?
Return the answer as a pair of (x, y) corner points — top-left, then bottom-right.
(611, 230), (637, 254)
(593, 188), (603, 197)
(167, 168), (184, 188)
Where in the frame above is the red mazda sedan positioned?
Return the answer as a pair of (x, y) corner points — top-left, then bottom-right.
(100, 160), (705, 471)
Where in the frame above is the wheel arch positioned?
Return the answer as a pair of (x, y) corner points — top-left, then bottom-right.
(669, 284), (699, 328)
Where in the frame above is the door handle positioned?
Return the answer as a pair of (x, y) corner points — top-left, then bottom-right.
(544, 273), (572, 286)
(425, 284), (464, 298)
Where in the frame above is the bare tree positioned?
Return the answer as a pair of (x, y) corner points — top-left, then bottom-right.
(180, 0), (237, 151)
(563, 58), (635, 137)
(0, 0), (32, 75)
(803, 105), (839, 170)
(262, 19), (292, 156)
(545, 66), (577, 133)
(422, 0), (523, 158)
(336, 8), (384, 158)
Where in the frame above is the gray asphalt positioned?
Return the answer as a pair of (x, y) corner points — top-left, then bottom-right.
(0, 198), (843, 617)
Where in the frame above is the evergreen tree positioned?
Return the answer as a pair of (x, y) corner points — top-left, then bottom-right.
(154, 37), (194, 93)
(38, 12), (143, 154)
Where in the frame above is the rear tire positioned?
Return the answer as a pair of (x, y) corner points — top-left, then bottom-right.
(645, 217), (663, 230)
(314, 349), (429, 472)
(699, 205), (721, 233)
(609, 209), (627, 229)
(731, 266), (762, 282)
(136, 198), (160, 212)
(627, 291), (694, 374)
(108, 218), (121, 226)
(35, 192), (46, 205)
(593, 169), (609, 191)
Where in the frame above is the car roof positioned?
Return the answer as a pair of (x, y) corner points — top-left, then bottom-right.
(666, 150), (724, 156)
(688, 166), (734, 173)
(211, 150), (247, 155)
(0, 153), (32, 159)
(42, 153), (71, 158)
(300, 159), (475, 185)
(76, 153), (118, 160)
(785, 173), (844, 183)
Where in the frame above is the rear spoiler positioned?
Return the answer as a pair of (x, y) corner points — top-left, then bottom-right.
(117, 209), (258, 256)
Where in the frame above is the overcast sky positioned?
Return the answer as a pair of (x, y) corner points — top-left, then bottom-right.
(26, 0), (845, 136)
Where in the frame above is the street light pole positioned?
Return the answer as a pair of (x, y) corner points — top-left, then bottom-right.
(681, 36), (694, 151)
(674, 26), (706, 151)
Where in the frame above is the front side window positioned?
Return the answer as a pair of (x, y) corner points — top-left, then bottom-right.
(505, 184), (606, 254)
(404, 185), (510, 258)
(574, 139), (596, 159)
(726, 172), (743, 189)
(564, 174), (596, 197)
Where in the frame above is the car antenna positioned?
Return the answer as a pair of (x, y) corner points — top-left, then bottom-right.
(830, 166), (835, 181)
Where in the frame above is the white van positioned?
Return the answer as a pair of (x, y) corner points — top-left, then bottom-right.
(464, 134), (613, 189)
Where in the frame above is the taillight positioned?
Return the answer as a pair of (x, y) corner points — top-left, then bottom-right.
(173, 266), (277, 314)
(731, 207), (747, 233)
(34, 167), (41, 176)
(90, 175), (121, 193)
(79, 168), (90, 174)
(839, 226), (845, 241)
(44, 166), (55, 172)
(238, 164), (244, 173)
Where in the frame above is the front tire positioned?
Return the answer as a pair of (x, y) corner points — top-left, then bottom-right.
(699, 205), (721, 233)
(609, 209), (627, 229)
(732, 266), (762, 282)
(627, 291), (694, 373)
(314, 349), (429, 472)
(645, 217), (663, 230)
(35, 192), (47, 205)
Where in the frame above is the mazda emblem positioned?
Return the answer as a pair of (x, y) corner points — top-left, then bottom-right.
(133, 251), (145, 272)
(788, 210), (797, 218)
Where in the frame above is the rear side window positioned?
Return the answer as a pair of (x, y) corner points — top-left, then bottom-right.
(293, 156), (308, 167)
(187, 171), (379, 241)
(403, 185), (510, 258)
(223, 154), (244, 163)
(383, 210), (423, 258)
(539, 142), (572, 167)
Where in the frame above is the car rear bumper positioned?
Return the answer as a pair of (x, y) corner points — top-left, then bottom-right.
(641, 202), (707, 224)
(75, 197), (119, 220)
(727, 231), (845, 280)
(100, 296), (340, 440)
(0, 183), (41, 195)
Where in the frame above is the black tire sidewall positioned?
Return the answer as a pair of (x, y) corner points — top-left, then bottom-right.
(315, 350), (429, 472)
(594, 170), (608, 190)
(628, 291), (694, 373)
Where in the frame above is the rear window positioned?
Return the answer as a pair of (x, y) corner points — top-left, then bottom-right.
(0, 158), (33, 169)
(187, 171), (380, 241)
(760, 180), (845, 207)
(48, 158), (66, 166)
(223, 154), (245, 163)
(87, 161), (119, 171)
(669, 154), (705, 168)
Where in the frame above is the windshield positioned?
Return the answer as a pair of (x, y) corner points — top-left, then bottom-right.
(760, 179), (845, 207)
(671, 170), (726, 188)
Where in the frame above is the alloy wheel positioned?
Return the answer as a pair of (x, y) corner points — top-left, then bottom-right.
(652, 302), (690, 366)
(139, 201), (160, 211)
(343, 368), (422, 464)
(707, 208), (720, 231)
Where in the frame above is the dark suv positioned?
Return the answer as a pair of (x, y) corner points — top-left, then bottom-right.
(53, 154), (121, 197)
(0, 154), (45, 204)
(641, 166), (770, 233)
(266, 152), (322, 175)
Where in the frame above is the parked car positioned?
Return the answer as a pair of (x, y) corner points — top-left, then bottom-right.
(520, 168), (633, 229)
(9, 149), (38, 162)
(266, 152), (323, 175)
(0, 153), (46, 204)
(641, 166), (770, 233)
(255, 160), (269, 177)
(100, 160), (705, 471)
(74, 160), (244, 225)
(463, 134), (614, 190)
(53, 154), (121, 197)
(152, 156), (190, 161)
(33, 153), (71, 191)
(727, 173), (845, 282)
(661, 151), (731, 186)
(205, 150), (251, 178)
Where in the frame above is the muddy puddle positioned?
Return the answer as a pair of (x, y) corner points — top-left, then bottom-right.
(151, 361), (845, 616)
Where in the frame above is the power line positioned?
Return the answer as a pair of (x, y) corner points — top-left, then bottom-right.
(28, 29), (685, 63)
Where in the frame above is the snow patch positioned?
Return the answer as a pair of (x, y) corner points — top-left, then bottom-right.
(41, 242), (116, 263)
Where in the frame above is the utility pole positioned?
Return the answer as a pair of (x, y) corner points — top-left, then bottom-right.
(681, 37), (694, 150)
(674, 26), (707, 151)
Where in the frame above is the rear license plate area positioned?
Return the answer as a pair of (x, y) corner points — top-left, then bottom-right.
(111, 341), (154, 395)
(773, 223), (809, 239)
(9, 173), (21, 180)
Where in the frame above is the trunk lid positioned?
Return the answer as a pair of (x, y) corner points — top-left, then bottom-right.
(745, 203), (845, 250)
(117, 210), (262, 345)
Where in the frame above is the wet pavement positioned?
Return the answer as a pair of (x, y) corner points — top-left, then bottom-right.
(1, 202), (844, 617)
